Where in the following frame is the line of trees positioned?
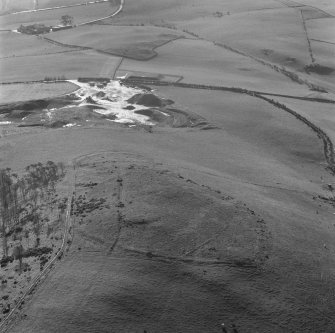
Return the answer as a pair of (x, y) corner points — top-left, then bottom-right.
(0, 162), (65, 261)
(44, 75), (67, 82)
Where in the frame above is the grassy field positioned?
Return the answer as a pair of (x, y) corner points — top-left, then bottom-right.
(171, 4), (334, 91)
(0, 31), (70, 58)
(120, 38), (312, 95)
(273, 97), (335, 143)
(298, 0), (335, 15)
(0, 2), (116, 30)
(105, 0), (284, 26)
(46, 25), (184, 60)
(176, 7), (311, 69)
(0, 82), (78, 103)
(307, 18), (335, 44)
(109, 0), (334, 93)
(0, 50), (121, 81)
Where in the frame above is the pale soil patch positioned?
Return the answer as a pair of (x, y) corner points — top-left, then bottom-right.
(0, 50), (121, 82)
(0, 81), (213, 129)
(0, 82), (78, 104)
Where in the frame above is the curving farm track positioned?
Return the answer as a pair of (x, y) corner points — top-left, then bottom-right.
(3, 0), (124, 28)
(7, 0), (112, 15)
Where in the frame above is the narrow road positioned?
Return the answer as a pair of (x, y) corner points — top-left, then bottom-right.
(6, 0), (110, 15)
(78, 0), (124, 26)
(4, 0), (124, 30)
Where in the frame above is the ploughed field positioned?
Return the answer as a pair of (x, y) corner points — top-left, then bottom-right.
(1, 0), (335, 332)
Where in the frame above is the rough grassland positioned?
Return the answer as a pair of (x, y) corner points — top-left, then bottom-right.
(273, 97), (335, 143)
(1, 0), (335, 332)
(0, 2), (115, 30)
(8, 154), (264, 333)
(177, 8), (311, 70)
(46, 25), (185, 60)
(120, 38), (311, 95)
(307, 18), (335, 44)
(0, 82), (78, 104)
(0, 50), (121, 81)
(166, 5), (334, 91)
(2, 89), (335, 331)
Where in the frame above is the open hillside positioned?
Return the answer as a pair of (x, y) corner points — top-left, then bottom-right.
(0, 0), (335, 332)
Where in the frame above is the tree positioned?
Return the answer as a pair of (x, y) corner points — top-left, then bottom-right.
(0, 169), (16, 258)
(13, 244), (24, 274)
(60, 15), (73, 26)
